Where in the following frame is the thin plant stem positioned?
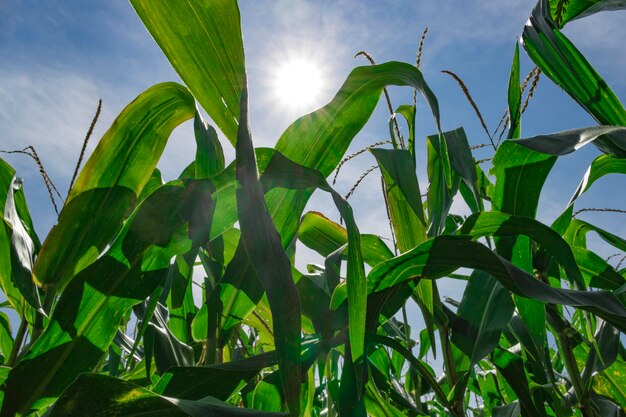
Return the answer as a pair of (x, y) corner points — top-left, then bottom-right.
(521, 68), (541, 114)
(67, 99), (102, 201)
(441, 70), (495, 150)
(1, 147), (61, 214)
(344, 165), (378, 200)
(414, 27), (428, 107)
(573, 207), (626, 218)
(332, 140), (391, 185)
(380, 175), (398, 256)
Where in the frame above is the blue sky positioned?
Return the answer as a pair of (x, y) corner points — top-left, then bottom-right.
(1, 1), (625, 327)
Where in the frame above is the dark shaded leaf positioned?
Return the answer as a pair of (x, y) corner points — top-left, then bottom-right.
(1, 180), (215, 416)
(368, 235), (626, 332)
(47, 373), (286, 417)
(234, 86), (301, 416)
(515, 126), (626, 158)
(452, 271), (515, 365)
(154, 352), (275, 401)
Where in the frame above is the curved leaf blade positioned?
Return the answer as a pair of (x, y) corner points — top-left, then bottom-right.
(34, 83), (195, 290)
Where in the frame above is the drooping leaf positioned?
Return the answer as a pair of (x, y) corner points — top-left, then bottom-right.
(368, 235), (626, 332)
(441, 127), (482, 212)
(515, 126), (626, 158)
(522, 0), (626, 158)
(2, 177), (41, 312)
(269, 61), (442, 249)
(130, 0), (245, 145)
(33, 83), (195, 291)
(571, 247), (625, 290)
(548, 0), (626, 28)
(460, 211), (584, 286)
(569, 154), (626, 205)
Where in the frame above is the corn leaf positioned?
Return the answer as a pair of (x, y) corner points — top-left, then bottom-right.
(0, 179), (215, 416)
(130, 0), (245, 145)
(33, 83), (195, 291)
(549, 0), (626, 28)
(298, 211), (393, 267)
(47, 373), (286, 417)
(234, 86), (302, 416)
(569, 154), (626, 205)
(515, 125), (626, 158)
(522, 0), (626, 158)
(368, 235), (626, 332)
(507, 42), (521, 140)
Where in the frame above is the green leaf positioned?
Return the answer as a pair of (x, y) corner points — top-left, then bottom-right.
(515, 126), (626, 158)
(565, 219), (626, 252)
(572, 247), (625, 290)
(0, 160), (38, 315)
(252, 372), (284, 412)
(491, 140), (556, 218)
(47, 373), (286, 417)
(269, 61), (442, 248)
(153, 352), (275, 401)
(194, 111), (225, 178)
(298, 211), (393, 267)
(393, 104), (416, 162)
(507, 41), (521, 140)
(368, 235), (626, 332)
(234, 87), (301, 416)
(3, 177), (41, 312)
(549, 0), (626, 28)
(34, 83), (195, 291)
(426, 132), (454, 236)
(0, 312), (13, 362)
(366, 333), (451, 410)
(370, 148), (427, 252)
(460, 211), (585, 286)
(148, 304), (194, 374)
(490, 140), (556, 353)
(364, 381), (407, 417)
(522, 0), (626, 156)
(569, 154), (626, 205)
(492, 347), (546, 416)
(452, 270), (515, 366)
(1, 180), (215, 416)
(442, 127), (482, 212)
(130, 0), (245, 145)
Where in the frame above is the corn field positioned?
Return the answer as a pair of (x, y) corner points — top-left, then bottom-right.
(0, 0), (625, 416)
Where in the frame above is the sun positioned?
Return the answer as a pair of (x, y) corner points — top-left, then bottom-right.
(272, 57), (325, 110)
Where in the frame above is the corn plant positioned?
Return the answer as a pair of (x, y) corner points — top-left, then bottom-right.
(0, 0), (625, 416)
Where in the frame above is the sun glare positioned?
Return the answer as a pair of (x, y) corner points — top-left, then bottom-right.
(273, 57), (325, 110)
